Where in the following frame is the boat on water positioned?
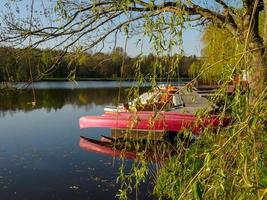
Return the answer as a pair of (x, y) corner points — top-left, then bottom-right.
(79, 84), (231, 137)
(104, 84), (184, 112)
(79, 111), (229, 135)
(103, 83), (220, 114)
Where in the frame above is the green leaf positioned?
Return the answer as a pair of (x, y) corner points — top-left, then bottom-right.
(192, 180), (203, 200)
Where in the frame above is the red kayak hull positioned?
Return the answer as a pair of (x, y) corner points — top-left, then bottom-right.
(79, 111), (226, 134)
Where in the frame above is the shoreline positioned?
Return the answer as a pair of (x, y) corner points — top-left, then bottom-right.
(0, 77), (192, 82)
(40, 77), (192, 82)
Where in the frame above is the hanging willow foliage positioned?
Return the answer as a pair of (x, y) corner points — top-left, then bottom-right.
(0, 1), (266, 200)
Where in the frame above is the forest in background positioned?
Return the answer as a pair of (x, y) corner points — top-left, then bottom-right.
(0, 46), (197, 82)
(0, 21), (257, 84)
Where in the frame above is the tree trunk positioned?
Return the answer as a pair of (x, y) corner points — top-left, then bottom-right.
(248, 47), (267, 98)
(239, 8), (267, 98)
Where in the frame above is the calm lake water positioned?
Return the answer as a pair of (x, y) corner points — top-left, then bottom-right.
(0, 81), (153, 200)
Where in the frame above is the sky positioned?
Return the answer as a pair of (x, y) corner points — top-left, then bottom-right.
(102, 26), (202, 57)
(120, 28), (202, 57)
(0, 0), (203, 57)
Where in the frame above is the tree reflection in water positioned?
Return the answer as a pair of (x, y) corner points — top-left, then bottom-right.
(0, 87), (144, 117)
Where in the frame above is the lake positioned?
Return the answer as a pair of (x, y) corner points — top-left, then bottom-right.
(0, 81), (154, 200)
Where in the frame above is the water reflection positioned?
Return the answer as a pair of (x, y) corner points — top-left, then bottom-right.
(1, 81), (151, 90)
(0, 82), (152, 200)
(0, 87), (145, 117)
(79, 135), (177, 162)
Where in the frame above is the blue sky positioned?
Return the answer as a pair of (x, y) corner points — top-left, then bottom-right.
(102, 26), (202, 57)
(121, 28), (202, 57)
(0, 0), (203, 57)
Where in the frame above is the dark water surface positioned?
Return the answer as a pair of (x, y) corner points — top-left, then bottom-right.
(0, 81), (153, 200)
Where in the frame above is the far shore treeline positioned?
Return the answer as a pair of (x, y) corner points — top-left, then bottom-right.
(0, 46), (197, 82)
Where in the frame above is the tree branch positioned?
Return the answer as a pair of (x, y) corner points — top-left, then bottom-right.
(0, 1), (241, 51)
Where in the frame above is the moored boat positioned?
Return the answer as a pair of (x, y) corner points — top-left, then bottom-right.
(103, 84), (184, 112)
(79, 84), (231, 136)
(79, 111), (229, 134)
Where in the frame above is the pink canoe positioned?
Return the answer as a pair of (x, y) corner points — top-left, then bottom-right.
(79, 111), (228, 134)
